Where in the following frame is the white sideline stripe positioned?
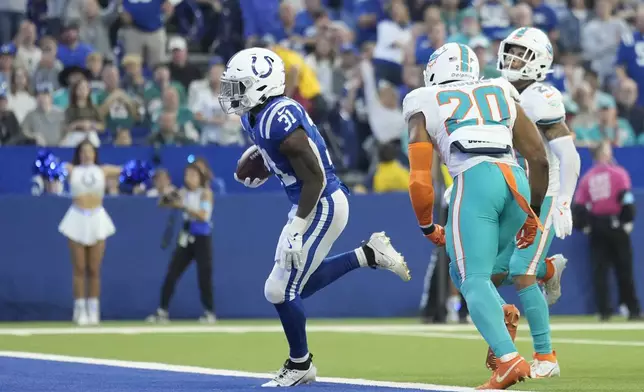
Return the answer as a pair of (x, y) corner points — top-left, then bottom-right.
(1, 322), (644, 336)
(0, 351), (526, 392)
(372, 331), (644, 348)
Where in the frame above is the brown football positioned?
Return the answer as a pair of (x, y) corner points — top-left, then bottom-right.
(236, 146), (271, 180)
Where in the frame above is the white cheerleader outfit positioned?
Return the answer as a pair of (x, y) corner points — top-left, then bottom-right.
(58, 164), (116, 245)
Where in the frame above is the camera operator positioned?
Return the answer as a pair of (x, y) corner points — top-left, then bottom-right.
(146, 162), (216, 323)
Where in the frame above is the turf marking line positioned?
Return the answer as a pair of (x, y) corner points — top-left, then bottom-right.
(370, 331), (644, 348)
(1, 322), (644, 336)
(0, 351), (529, 392)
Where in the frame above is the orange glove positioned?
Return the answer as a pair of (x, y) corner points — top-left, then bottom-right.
(516, 215), (539, 249)
(424, 224), (446, 246)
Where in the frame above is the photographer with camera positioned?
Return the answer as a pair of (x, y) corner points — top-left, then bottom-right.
(146, 162), (216, 323)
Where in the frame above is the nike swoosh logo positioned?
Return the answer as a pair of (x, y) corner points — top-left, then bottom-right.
(496, 359), (522, 383)
(545, 93), (555, 99)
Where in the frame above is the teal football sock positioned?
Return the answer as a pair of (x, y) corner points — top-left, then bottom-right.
(461, 276), (516, 357)
(489, 280), (506, 306)
(518, 283), (552, 354)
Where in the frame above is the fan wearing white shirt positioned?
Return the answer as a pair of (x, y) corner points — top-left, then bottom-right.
(8, 66), (37, 123)
(372, 0), (412, 86)
(191, 61), (243, 146)
(14, 21), (42, 75)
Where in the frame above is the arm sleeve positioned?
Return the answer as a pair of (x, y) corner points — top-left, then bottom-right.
(548, 135), (580, 202)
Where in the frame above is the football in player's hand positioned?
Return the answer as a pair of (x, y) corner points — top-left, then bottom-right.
(236, 145), (270, 181)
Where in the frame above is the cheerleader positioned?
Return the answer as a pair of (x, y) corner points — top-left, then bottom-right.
(146, 162), (215, 323)
(59, 140), (121, 326)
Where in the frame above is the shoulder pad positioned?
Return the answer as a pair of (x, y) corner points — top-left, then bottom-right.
(521, 83), (565, 125)
(491, 78), (521, 103)
(402, 87), (435, 123)
(259, 98), (305, 141)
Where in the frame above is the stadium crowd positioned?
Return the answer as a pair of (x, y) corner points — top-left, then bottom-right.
(0, 0), (643, 186)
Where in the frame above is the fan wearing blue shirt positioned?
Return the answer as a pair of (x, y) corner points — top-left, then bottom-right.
(121, 0), (177, 67)
(240, 0), (281, 47)
(414, 21), (446, 66)
(616, 14), (644, 106)
(478, 0), (513, 41)
(355, 0), (383, 46)
(526, 0), (559, 40)
(56, 20), (94, 68)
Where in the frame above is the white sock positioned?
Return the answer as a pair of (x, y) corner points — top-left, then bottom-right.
(355, 247), (368, 267)
(87, 298), (99, 314)
(74, 298), (86, 311)
(290, 353), (310, 363)
(499, 352), (518, 363)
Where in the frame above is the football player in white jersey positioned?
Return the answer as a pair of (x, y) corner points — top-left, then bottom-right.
(487, 27), (581, 379)
(403, 42), (550, 389)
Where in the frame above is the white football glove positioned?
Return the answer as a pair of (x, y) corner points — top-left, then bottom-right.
(234, 172), (267, 188)
(443, 184), (453, 206)
(551, 198), (573, 239)
(280, 217), (307, 271)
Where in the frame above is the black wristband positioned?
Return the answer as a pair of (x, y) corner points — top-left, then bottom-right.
(531, 205), (541, 217)
(421, 224), (435, 236)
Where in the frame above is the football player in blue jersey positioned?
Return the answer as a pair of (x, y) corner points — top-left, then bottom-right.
(218, 47), (411, 388)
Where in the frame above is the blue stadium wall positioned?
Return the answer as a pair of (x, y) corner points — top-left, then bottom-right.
(0, 146), (643, 321)
(0, 192), (643, 321)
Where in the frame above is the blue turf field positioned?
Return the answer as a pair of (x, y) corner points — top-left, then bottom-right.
(0, 356), (455, 392)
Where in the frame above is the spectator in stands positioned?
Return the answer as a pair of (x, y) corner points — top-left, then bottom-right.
(295, 0), (330, 49)
(188, 56), (222, 108)
(240, 0), (281, 47)
(615, 79), (644, 137)
(354, 0), (381, 46)
(145, 63), (186, 114)
(448, 9), (487, 47)
(32, 36), (63, 91)
(79, 0), (118, 63)
(113, 128), (132, 146)
(274, 2), (301, 50)
(0, 0), (25, 46)
(0, 44), (16, 83)
(96, 64), (140, 134)
(43, 0), (67, 38)
(151, 87), (196, 135)
(60, 79), (104, 147)
(57, 19), (95, 68)
(148, 111), (194, 146)
(372, 142), (409, 193)
(441, 0), (467, 37)
(191, 60), (243, 146)
(167, 36), (200, 90)
(359, 59), (405, 147)
(305, 38), (342, 107)
(372, 0), (411, 85)
(120, 0), (174, 68)
(408, 7), (442, 66)
(121, 54), (148, 100)
(510, 3), (533, 28)
(573, 142), (640, 321)
(525, 0), (559, 42)
(86, 52), (105, 91)
(582, 0), (630, 86)
(471, 36), (499, 79)
(14, 21), (41, 74)
(0, 86), (22, 145)
(21, 83), (64, 146)
(53, 65), (96, 108)
(145, 168), (176, 197)
(398, 65), (421, 105)
(7, 66), (36, 123)
(558, 0), (591, 55)
(475, 0), (512, 41)
(615, 5), (644, 107)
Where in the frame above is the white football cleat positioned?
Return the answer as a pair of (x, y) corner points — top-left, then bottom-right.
(87, 311), (100, 326)
(544, 254), (568, 306)
(531, 357), (561, 378)
(364, 232), (411, 281)
(261, 358), (317, 387)
(145, 308), (170, 324)
(199, 311), (217, 324)
(76, 311), (90, 326)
